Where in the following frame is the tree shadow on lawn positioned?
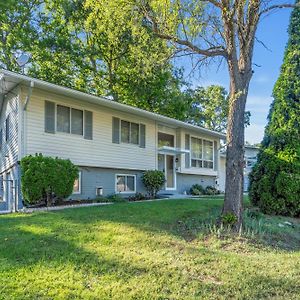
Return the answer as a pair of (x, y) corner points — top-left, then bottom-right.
(0, 198), (299, 270)
(50, 199), (300, 251)
(0, 200), (299, 299)
(0, 216), (150, 277)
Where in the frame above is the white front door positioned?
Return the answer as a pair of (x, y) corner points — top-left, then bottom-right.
(158, 154), (176, 190)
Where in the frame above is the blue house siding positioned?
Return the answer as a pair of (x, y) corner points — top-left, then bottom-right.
(67, 166), (217, 200)
(176, 173), (216, 194)
(69, 167), (147, 200)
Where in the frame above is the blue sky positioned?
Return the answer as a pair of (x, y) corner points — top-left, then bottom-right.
(177, 9), (292, 144)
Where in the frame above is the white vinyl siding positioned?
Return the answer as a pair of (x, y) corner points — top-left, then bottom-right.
(0, 89), (19, 172)
(24, 88), (156, 170)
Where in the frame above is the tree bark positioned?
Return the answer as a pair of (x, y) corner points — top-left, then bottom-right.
(222, 57), (252, 230)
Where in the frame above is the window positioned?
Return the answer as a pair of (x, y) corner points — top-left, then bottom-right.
(45, 101), (93, 139)
(158, 132), (175, 148)
(121, 120), (139, 145)
(56, 105), (85, 136)
(57, 105), (70, 133)
(191, 137), (202, 168)
(203, 140), (213, 169)
(121, 120), (130, 143)
(116, 174), (136, 193)
(71, 108), (83, 135)
(131, 123), (139, 145)
(191, 137), (214, 169)
(5, 115), (9, 141)
(73, 171), (81, 194)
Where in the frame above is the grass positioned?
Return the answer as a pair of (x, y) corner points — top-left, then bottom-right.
(0, 197), (299, 299)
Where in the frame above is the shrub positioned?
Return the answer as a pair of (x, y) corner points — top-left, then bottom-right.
(106, 193), (126, 203)
(204, 186), (220, 196)
(128, 192), (148, 202)
(249, 150), (300, 217)
(189, 184), (204, 195)
(141, 170), (165, 198)
(21, 154), (78, 206)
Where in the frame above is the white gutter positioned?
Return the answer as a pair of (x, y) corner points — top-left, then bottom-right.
(0, 69), (226, 139)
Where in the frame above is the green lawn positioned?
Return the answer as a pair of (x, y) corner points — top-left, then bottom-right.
(0, 198), (299, 299)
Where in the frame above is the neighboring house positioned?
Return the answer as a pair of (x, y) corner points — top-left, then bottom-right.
(218, 145), (259, 192)
(0, 69), (225, 213)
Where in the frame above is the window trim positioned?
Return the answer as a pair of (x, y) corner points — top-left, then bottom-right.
(120, 119), (140, 145)
(190, 135), (215, 170)
(115, 174), (137, 194)
(73, 171), (82, 194)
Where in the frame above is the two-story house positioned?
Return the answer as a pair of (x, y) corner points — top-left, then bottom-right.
(0, 69), (225, 213)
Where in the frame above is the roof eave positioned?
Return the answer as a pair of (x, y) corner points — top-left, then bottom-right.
(0, 69), (226, 139)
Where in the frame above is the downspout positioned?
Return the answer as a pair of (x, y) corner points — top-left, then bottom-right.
(23, 81), (34, 111)
(19, 80), (34, 212)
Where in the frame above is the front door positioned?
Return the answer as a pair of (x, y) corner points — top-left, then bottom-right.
(158, 154), (176, 190)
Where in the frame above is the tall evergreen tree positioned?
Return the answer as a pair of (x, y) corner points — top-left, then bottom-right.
(249, 2), (300, 217)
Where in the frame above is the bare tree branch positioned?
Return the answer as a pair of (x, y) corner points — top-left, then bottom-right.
(141, 7), (227, 58)
(255, 36), (272, 52)
(259, 3), (299, 16)
(205, 0), (223, 9)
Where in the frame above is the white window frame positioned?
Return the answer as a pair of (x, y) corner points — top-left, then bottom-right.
(120, 120), (140, 145)
(73, 171), (82, 194)
(115, 174), (136, 194)
(190, 135), (214, 170)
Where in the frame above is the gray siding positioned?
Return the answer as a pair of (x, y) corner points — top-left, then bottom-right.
(69, 167), (147, 200)
(176, 173), (216, 194)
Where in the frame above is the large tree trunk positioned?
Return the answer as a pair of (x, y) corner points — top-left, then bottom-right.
(223, 92), (246, 230)
(222, 58), (252, 230)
